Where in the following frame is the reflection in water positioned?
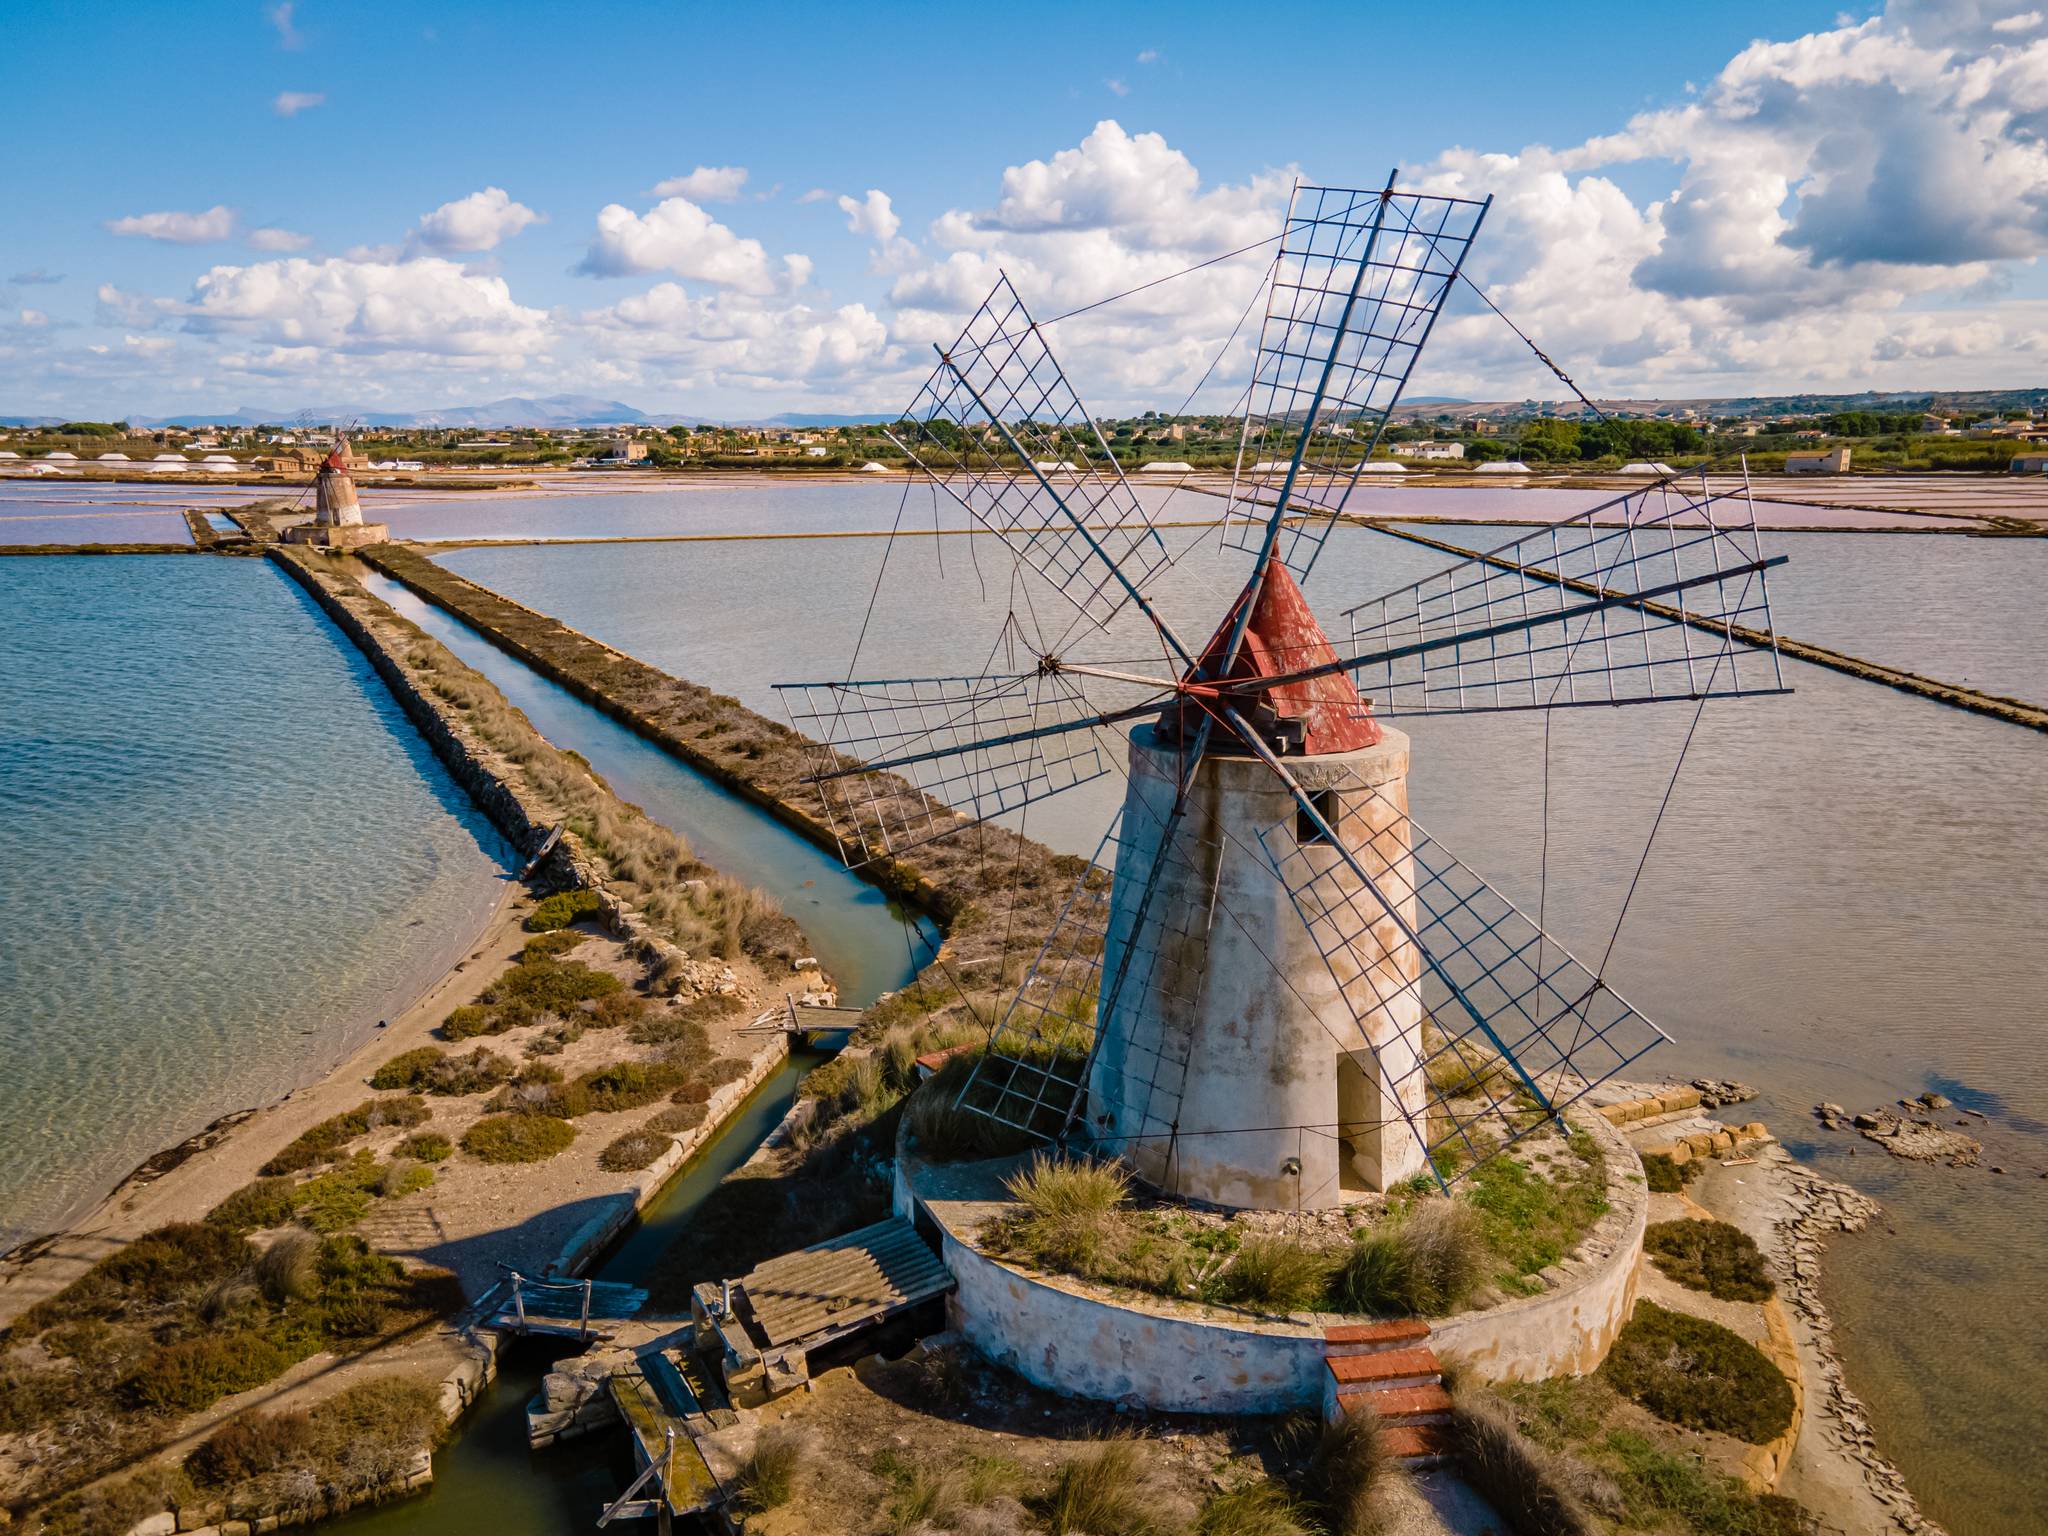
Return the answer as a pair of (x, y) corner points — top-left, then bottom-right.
(444, 522), (2048, 1535)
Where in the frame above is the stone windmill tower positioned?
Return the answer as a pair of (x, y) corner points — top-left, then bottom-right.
(780, 177), (1788, 1208)
(285, 428), (388, 549)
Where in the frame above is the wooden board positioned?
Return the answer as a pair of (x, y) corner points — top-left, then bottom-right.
(607, 1369), (722, 1516)
(738, 1217), (952, 1347)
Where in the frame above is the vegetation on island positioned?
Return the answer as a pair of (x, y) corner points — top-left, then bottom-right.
(1644, 1219), (1776, 1303)
(1600, 1301), (1795, 1444)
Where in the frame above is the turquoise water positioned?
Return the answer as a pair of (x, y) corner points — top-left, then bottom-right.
(357, 571), (937, 1002)
(0, 557), (512, 1249)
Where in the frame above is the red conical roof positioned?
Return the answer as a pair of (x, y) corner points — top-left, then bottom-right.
(1178, 565), (1381, 754)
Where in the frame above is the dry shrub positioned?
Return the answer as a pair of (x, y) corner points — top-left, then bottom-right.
(1216, 1235), (1335, 1314)
(205, 1176), (298, 1233)
(1600, 1301), (1794, 1444)
(1196, 1482), (1317, 1536)
(1643, 1219), (1775, 1302)
(189, 1407), (316, 1485)
(255, 1233), (319, 1304)
(598, 1130), (670, 1173)
(461, 1113), (576, 1163)
(1041, 1436), (1175, 1536)
(646, 1103), (707, 1135)
(1400, 1199), (1487, 1313)
(1448, 1394), (1593, 1536)
(1304, 1409), (1389, 1536)
(904, 1053), (1036, 1163)
(735, 1424), (804, 1511)
(1001, 1154), (1132, 1280)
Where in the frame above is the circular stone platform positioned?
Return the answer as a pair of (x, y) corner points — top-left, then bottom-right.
(893, 1106), (1646, 1414)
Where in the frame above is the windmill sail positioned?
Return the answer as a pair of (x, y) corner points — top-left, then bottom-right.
(1224, 181), (1490, 584)
(776, 664), (1142, 866)
(1339, 479), (1785, 714)
(1254, 766), (1668, 1183)
(889, 275), (1190, 652)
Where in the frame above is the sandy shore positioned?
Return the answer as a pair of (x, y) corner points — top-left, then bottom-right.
(0, 887), (525, 1330)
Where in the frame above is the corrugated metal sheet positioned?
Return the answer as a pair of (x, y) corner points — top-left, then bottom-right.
(739, 1217), (952, 1346)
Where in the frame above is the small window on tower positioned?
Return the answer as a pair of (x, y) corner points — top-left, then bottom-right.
(1296, 787), (1340, 845)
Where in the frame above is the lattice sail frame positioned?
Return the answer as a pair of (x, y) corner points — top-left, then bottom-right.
(1255, 769), (1669, 1179)
(885, 274), (1179, 637)
(776, 665), (1130, 866)
(1341, 478), (1786, 714)
(1224, 182), (1490, 583)
(960, 805), (1221, 1163)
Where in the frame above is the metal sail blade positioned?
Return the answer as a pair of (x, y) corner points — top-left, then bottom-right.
(889, 276), (1190, 656)
(1224, 181), (1490, 585)
(1231, 720), (1668, 1186)
(776, 665), (1155, 867)
(1341, 478), (1788, 715)
(955, 803), (1220, 1183)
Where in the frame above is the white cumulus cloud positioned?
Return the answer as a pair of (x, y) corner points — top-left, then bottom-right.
(246, 227), (313, 252)
(410, 187), (543, 253)
(837, 189), (901, 243)
(105, 206), (238, 244)
(575, 197), (791, 292)
(651, 166), (749, 202)
(273, 91), (325, 117)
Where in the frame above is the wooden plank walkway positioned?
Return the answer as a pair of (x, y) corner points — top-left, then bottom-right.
(605, 1366), (723, 1519)
(483, 1273), (646, 1341)
(737, 1217), (952, 1347)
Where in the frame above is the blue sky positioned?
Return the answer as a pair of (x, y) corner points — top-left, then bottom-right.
(3, 0), (2043, 418)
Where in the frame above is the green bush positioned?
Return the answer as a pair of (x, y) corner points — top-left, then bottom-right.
(292, 1152), (382, 1232)
(521, 929), (590, 961)
(370, 1046), (446, 1090)
(397, 1130), (453, 1162)
(1643, 1151), (1702, 1193)
(374, 1045), (513, 1096)
(441, 1003), (492, 1040)
(1601, 1301), (1794, 1444)
(646, 1102), (707, 1135)
(484, 957), (623, 1015)
(1328, 1231), (1421, 1317)
(1644, 1219), (1775, 1302)
(598, 1130), (671, 1172)
(463, 1113), (577, 1163)
(204, 1178), (299, 1233)
(59, 1222), (255, 1312)
(260, 1097), (430, 1175)
(123, 1330), (294, 1414)
(526, 888), (603, 932)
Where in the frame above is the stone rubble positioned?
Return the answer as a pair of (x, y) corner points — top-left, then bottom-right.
(1766, 1145), (1951, 1536)
(1690, 1077), (1758, 1109)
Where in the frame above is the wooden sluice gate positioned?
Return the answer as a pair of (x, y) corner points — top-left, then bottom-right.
(744, 994), (864, 1039)
(599, 1350), (728, 1528)
(484, 1268), (648, 1342)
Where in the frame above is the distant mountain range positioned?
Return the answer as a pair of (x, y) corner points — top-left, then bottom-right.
(0, 397), (910, 430)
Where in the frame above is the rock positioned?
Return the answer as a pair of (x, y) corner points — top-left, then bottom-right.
(1919, 1091), (1952, 1110)
(792, 955), (819, 971)
(1991, 1166), (2008, 1175)
(127, 1517), (176, 1536)
(1817, 1102), (1848, 1120)
(1852, 1111), (1887, 1130)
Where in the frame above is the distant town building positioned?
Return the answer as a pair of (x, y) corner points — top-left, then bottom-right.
(2010, 453), (2048, 475)
(1401, 442), (1465, 461)
(602, 437), (648, 463)
(1785, 447), (1852, 474)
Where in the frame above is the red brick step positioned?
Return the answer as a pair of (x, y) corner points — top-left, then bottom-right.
(1379, 1424), (1454, 1464)
(1322, 1318), (1432, 1356)
(1346, 1382), (1452, 1425)
(1325, 1347), (1441, 1389)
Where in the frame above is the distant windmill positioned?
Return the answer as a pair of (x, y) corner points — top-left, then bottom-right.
(779, 177), (1787, 1209)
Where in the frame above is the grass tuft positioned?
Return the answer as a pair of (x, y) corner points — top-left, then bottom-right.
(1303, 1409), (1390, 1536)
(1449, 1393), (1594, 1536)
(461, 1113), (576, 1163)
(734, 1424), (803, 1512)
(1196, 1482), (1317, 1536)
(1042, 1436), (1172, 1536)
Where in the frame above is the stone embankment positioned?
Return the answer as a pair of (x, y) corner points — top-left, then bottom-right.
(354, 543), (1083, 1029)
(1768, 1152), (1950, 1536)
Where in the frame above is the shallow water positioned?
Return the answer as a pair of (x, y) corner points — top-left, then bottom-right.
(443, 518), (2048, 1535)
(0, 557), (512, 1249)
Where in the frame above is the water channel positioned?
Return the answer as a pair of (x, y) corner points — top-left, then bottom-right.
(320, 569), (933, 1533)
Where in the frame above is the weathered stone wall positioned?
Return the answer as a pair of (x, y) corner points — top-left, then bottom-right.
(898, 1105), (1648, 1413)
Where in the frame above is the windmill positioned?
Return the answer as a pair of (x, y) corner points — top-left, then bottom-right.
(280, 415), (387, 549)
(777, 176), (1787, 1210)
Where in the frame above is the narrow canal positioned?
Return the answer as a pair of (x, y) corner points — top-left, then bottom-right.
(325, 570), (936, 1532)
